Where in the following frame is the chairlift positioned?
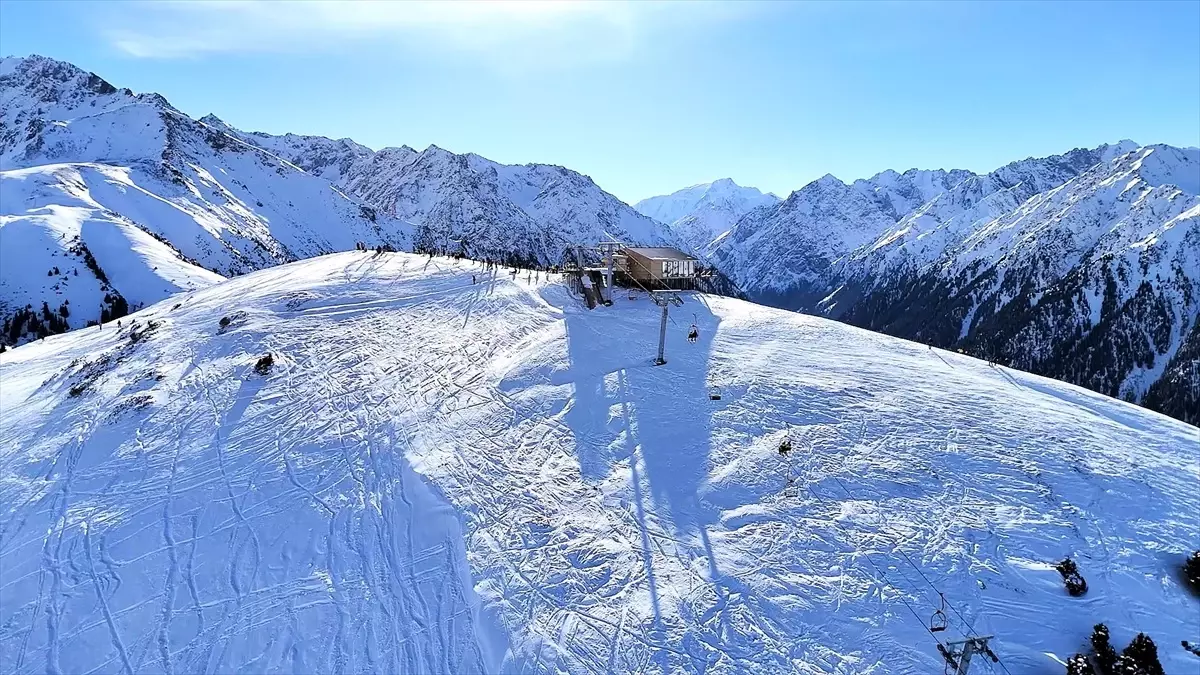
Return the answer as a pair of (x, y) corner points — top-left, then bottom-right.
(778, 425), (793, 456)
(783, 476), (799, 498)
(709, 386), (722, 401)
(687, 313), (699, 343)
(628, 288), (637, 300)
(930, 593), (948, 633)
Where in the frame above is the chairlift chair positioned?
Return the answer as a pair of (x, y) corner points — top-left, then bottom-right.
(930, 593), (948, 633)
(709, 386), (721, 401)
(779, 425), (793, 456)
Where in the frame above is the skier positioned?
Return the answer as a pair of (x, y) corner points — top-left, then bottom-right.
(687, 325), (699, 343)
(472, 274), (477, 285)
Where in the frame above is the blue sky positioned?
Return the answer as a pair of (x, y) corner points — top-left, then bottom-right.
(2, 0), (1197, 202)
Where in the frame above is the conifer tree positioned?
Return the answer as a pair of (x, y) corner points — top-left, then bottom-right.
(1121, 633), (1163, 675)
(1067, 654), (1096, 675)
(1091, 624), (1118, 675)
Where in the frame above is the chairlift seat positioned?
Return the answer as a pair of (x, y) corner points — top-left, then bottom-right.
(930, 593), (949, 632)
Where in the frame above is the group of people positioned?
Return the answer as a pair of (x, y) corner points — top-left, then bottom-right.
(354, 241), (397, 255)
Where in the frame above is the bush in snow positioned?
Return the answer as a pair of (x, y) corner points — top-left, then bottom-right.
(254, 353), (274, 375)
(1092, 624), (1119, 675)
(1057, 557), (1089, 596)
(1067, 653), (1096, 675)
(1120, 634), (1163, 675)
(1184, 551), (1200, 595)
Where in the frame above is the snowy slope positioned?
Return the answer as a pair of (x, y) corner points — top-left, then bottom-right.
(851, 168), (976, 220)
(848, 141), (1142, 280)
(0, 164), (225, 339)
(708, 141), (1199, 424)
(0, 55), (410, 343)
(713, 175), (898, 305)
(838, 145), (1200, 424)
(634, 179), (779, 255)
(2, 252), (1197, 674)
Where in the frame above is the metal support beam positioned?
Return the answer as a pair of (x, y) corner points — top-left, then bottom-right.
(656, 302), (669, 365)
(938, 636), (998, 675)
(597, 242), (622, 305)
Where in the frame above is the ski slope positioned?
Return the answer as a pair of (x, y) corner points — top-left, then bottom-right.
(1, 252), (1197, 674)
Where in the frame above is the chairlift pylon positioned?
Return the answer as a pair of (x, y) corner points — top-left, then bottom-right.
(783, 476), (799, 498)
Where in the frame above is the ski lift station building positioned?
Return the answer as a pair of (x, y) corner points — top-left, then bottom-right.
(619, 247), (698, 283)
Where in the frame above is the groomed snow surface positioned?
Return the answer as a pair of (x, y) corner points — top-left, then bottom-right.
(1, 253), (1197, 674)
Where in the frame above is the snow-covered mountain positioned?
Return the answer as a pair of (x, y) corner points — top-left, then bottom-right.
(0, 55), (671, 344)
(240, 134), (674, 266)
(714, 142), (1200, 425)
(0, 55), (410, 342)
(3, 252), (1197, 674)
(634, 178), (778, 255)
(0, 163), (226, 340)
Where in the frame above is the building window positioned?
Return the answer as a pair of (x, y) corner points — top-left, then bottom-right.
(661, 260), (693, 277)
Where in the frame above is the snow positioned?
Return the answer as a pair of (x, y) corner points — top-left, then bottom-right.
(0, 55), (412, 336)
(0, 164), (226, 329)
(3, 252), (1197, 674)
(634, 179), (779, 256)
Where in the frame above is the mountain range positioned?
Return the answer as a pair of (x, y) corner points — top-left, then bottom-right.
(633, 178), (778, 255)
(704, 143), (1199, 425)
(1, 54), (1196, 426)
(0, 55), (669, 344)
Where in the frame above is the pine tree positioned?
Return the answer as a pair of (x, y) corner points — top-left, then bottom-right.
(1092, 624), (1118, 675)
(1067, 653), (1096, 675)
(1057, 557), (1089, 596)
(1121, 634), (1163, 675)
(1112, 655), (1139, 674)
(1184, 551), (1200, 594)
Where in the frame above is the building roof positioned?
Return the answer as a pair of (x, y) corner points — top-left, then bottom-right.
(622, 246), (697, 261)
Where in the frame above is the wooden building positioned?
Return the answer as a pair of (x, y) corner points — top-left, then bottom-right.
(619, 247), (698, 285)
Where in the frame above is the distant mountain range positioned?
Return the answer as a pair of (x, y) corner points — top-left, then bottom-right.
(634, 178), (778, 255)
(2, 54), (1196, 425)
(230, 123), (672, 265)
(695, 142), (1199, 425)
(0, 54), (670, 344)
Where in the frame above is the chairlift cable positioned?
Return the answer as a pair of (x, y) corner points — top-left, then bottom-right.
(824, 468), (1014, 675)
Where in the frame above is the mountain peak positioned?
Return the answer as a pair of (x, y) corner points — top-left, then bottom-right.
(811, 173), (847, 189)
(198, 113), (232, 130)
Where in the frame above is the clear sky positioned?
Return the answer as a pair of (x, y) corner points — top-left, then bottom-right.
(2, 0), (1198, 203)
